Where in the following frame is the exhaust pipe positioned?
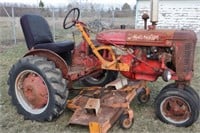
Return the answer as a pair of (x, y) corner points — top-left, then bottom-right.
(150, 0), (159, 26)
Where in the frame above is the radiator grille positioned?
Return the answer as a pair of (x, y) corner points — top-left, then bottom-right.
(183, 43), (193, 72)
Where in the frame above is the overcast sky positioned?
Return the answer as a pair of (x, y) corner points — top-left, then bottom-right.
(0, 0), (136, 8)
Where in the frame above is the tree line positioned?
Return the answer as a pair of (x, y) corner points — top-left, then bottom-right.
(0, 2), (135, 17)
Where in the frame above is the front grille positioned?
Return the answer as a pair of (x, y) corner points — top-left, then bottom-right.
(173, 30), (197, 81)
(183, 43), (194, 72)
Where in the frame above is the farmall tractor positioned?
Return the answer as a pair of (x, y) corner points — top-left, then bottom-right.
(8, 0), (199, 132)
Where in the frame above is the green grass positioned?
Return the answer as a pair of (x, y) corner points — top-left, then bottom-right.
(0, 44), (199, 133)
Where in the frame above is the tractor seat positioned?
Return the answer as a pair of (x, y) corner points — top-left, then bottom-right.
(20, 14), (74, 53)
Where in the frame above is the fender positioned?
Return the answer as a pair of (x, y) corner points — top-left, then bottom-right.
(24, 49), (69, 79)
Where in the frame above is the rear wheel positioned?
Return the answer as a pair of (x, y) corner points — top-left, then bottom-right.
(8, 55), (68, 121)
(81, 70), (118, 86)
(155, 89), (199, 127)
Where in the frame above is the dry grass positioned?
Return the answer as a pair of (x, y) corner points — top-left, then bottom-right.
(0, 43), (199, 133)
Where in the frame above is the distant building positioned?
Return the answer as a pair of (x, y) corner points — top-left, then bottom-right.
(135, 0), (200, 34)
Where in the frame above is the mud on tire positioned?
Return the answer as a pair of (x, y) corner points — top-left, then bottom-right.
(8, 55), (68, 121)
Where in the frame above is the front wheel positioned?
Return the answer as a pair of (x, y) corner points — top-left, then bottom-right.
(81, 70), (118, 87)
(155, 89), (199, 127)
(8, 55), (68, 121)
(119, 114), (134, 129)
(137, 88), (150, 104)
(160, 83), (199, 108)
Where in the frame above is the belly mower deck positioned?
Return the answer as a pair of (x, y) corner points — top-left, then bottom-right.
(67, 79), (149, 133)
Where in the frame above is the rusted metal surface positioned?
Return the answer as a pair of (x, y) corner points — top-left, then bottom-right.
(72, 41), (100, 67)
(67, 66), (102, 81)
(96, 28), (197, 84)
(85, 98), (100, 116)
(96, 29), (175, 47)
(21, 73), (48, 109)
(128, 29), (174, 46)
(67, 81), (146, 133)
(161, 96), (191, 122)
(24, 48), (102, 82)
(24, 23), (197, 85)
(173, 30), (197, 82)
(120, 48), (163, 81)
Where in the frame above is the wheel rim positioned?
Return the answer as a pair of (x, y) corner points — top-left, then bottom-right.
(15, 70), (49, 114)
(160, 96), (191, 124)
(140, 94), (149, 103)
(122, 118), (132, 128)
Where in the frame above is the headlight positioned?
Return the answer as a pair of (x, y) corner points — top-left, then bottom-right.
(162, 69), (172, 82)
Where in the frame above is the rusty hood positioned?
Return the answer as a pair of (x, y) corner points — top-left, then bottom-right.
(96, 29), (197, 47)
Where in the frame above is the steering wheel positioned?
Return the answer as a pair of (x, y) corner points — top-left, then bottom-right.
(63, 8), (80, 29)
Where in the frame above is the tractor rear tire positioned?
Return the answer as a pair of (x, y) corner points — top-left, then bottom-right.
(8, 55), (68, 121)
(155, 88), (199, 127)
(82, 70), (118, 87)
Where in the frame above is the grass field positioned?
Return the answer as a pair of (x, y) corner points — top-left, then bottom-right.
(0, 43), (199, 133)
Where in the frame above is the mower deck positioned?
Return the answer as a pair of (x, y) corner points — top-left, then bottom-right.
(67, 79), (147, 133)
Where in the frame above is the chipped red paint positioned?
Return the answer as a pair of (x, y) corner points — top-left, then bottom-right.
(22, 73), (48, 109)
(120, 52), (162, 81)
(24, 46), (101, 82)
(96, 29), (175, 47)
(96, 29), (196, 82)
(24, 28), (196, 84)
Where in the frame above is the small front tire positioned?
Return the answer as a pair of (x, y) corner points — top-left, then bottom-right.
(160, 83), (199, 110)
(155, 88), (199, 127)
(137, 88), (150, 104)
(119, 114), (134, 129)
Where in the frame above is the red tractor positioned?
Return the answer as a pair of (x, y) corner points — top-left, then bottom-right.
(8, 2), (199, 132)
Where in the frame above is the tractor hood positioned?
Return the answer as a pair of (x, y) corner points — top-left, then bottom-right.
(96, 29), (197, 47)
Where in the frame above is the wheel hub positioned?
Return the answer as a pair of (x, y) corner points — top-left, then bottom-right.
(162, 97), (191, 122)
(123, 118), (132, 127)
(22, 73), (48, 109)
